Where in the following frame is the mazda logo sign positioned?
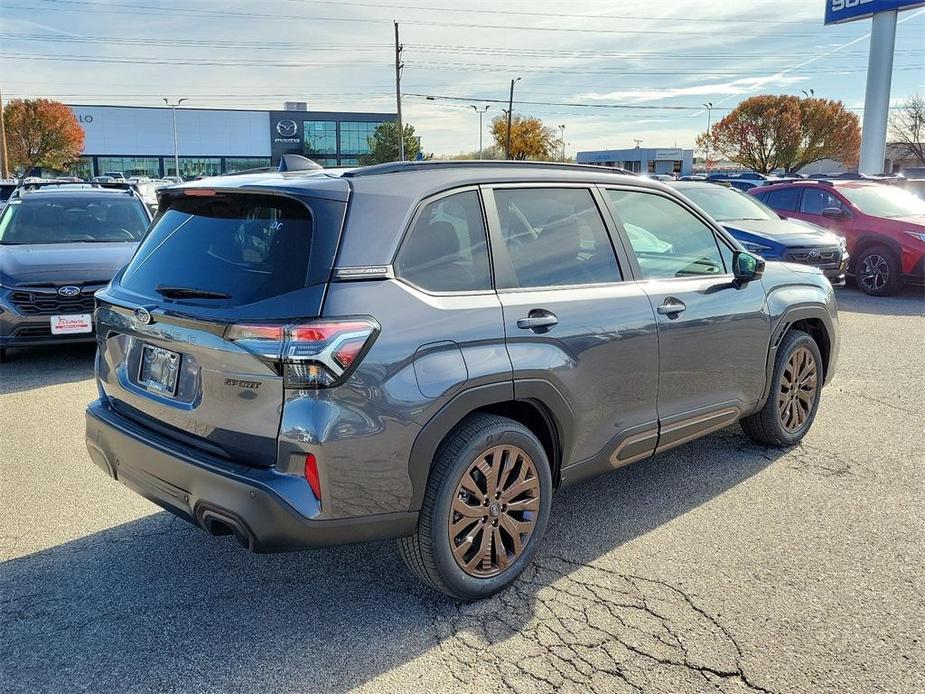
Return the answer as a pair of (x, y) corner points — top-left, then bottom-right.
(276, 120), (298, 137)
(57, 285), (81, 297)
(134, 307), (153, 325)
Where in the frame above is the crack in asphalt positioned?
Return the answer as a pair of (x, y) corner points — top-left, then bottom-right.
(426, 555), (774, 693)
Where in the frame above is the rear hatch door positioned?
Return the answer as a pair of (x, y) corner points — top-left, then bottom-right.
(94, 186), (347, 466)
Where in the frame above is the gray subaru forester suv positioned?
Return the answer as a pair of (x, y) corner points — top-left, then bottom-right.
(85, 160), (839, 600)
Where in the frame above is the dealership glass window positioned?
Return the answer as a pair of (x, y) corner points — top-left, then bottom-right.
(66, 157), (94, 179)
(309, 158), (338, 167)
(97, 156), (160, 178)
(647, 160), (656, 173)
(338, 158), (359, 167)
(223, 157), (271, 173)
(163, 157), (222, 180)
(339, 121), (383, 155)
(303, 120), (337, 155)
(672, 160), (682, 173)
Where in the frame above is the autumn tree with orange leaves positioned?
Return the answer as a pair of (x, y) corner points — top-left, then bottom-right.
(697, 95), (860, 174)
(490, 114), (557, 160)
(3, 99), (85, 178)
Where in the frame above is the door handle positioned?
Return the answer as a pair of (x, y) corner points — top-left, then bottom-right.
(517, 310), (558, 331)
(657, 298), (687, 316)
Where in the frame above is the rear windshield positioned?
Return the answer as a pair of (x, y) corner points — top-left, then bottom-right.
(0, 195), (149, 244)
(120, 192), (312, 306)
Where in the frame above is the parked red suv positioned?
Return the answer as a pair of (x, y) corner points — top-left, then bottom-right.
(751, 181), (925, 296)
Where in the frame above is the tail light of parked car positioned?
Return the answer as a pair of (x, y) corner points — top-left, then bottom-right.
(225, 318), (379, 388)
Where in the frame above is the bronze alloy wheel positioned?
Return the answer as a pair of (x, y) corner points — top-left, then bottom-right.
(448, 444), (541, 578)
(859, 253), (890, 293)
(779, 346), (818, 432)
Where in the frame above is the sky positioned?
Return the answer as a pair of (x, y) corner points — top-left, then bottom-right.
(3, 0), (924, 156)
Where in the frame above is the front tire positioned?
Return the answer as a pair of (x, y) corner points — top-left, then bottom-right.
(741, 329), (823, 447)
(856, 244), (901, 296)
(398, 414), (552, 600)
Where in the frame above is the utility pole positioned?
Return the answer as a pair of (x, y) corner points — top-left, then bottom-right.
(163, 97), (187, 179)
(505, 77), (521, 160)
(470, 105), (490, 159)
(394, 21), (405, 162)
(702, 102), (713, 171)
(558, 124), (566, 162)
(0, 84), (8, 179)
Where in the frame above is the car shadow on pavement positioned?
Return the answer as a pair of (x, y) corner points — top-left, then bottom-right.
(0, 343), (97, 395)
(0, 427), (785, 692)
(835, 283), (925, 317)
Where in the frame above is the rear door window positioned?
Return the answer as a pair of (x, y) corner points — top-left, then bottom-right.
(763, 187), (801, 211)
(396, 190), (491, 292)
(120, 193), (312, 306)
(800, 188), (845, 215)
(492, 187), (621, 288)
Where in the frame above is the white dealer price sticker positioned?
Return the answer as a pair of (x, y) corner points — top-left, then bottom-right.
(50, 314), (93, 335)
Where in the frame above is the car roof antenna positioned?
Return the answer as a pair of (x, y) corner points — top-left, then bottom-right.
(278, 154), (323, 173)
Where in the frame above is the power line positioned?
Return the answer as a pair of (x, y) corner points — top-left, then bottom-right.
(24, 0), (873, 37)
(281, 0), (821, 24)
(10, 33), (925, 62)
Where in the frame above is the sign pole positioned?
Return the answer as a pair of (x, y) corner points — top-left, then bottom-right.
(858, 10), (898, 174)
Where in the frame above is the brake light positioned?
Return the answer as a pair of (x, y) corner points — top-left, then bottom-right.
(183, 189), (217, 197)
(226, 318), (378, 388)
(304, 453), (321, 500)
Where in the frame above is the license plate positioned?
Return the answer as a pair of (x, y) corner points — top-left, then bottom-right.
(139, 344), (181, 395)
(50, 314), (93, 335)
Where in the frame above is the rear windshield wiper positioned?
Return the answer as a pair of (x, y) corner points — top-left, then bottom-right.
(155, 285), (231, 300)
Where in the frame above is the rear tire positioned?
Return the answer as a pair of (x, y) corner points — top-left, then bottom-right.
(398, 414), (552, 601)
(856, 244), (901, 296)
(741, 329), (823, 447)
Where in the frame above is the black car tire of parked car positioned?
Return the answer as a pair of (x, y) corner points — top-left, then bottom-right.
(397, 414), (554, 601)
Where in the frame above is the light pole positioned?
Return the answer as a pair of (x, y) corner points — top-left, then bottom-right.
(558, 124), (566, 162)
(505, 77), (521, 160)
(470, 105), (490, 159)
(702, 102), (713, 171)
(163, 98), (187, 179)
(801, 89), (815, 98)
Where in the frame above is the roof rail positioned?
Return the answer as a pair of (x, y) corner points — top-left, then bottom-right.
(341, 160), (637, 178)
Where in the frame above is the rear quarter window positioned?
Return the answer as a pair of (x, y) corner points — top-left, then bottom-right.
(120, 193), (312, 306)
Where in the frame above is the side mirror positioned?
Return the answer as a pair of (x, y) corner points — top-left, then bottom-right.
(733, 250), (765, 285)
(821, 207), (847, 220)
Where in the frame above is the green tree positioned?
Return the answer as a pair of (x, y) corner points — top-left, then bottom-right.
(4, 98), (85, 178)
(489, 114), (556, 160)
(358, 121), (422, 165)
(697, 95), (860, 174)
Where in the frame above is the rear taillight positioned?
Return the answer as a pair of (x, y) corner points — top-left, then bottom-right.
(226, 318), (378, 388)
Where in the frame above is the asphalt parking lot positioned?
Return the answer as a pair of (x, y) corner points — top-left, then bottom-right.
(1, 284), (923, 694)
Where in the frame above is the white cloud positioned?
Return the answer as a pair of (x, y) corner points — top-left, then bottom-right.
(580, 75), (811, 103)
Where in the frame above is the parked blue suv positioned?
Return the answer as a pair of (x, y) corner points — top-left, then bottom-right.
(671, 182), (848, 284)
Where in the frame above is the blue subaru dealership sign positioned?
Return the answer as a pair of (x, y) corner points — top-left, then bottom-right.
(825, 0), (925, 25)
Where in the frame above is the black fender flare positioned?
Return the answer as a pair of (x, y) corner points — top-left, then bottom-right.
(406, 379), (574, 511)
(755, 303), (838, 412)
(850, 233), (902, 271)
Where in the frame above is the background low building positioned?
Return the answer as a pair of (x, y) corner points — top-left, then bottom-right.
(576, 147), (694, 176)
(66, 104), (396, 179)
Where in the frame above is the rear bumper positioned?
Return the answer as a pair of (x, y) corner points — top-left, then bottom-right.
(85, 400), (417, 552)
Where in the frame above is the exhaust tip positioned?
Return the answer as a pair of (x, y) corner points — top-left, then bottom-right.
(198, 507), (255, 551)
